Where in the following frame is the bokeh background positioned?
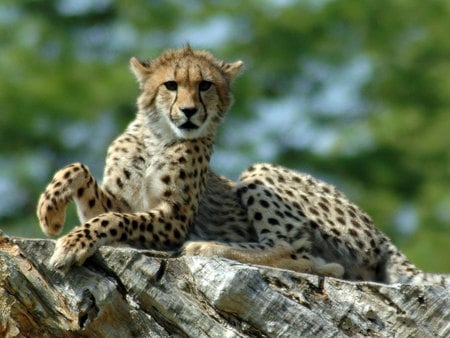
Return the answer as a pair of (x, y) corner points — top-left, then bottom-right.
(1, 0), (449, 272)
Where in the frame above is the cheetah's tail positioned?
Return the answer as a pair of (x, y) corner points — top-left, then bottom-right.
(381, 240), (448, 287)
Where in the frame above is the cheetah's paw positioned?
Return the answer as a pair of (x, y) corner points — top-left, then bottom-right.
(182, 241), (222, 257)
(49, 234), (97, 273)
(37, 192), (68, 236)
(316, 262), (345, 278)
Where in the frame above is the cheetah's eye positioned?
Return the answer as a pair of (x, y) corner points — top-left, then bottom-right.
(164, 81), (178, 91)
(199, 80), (212, 92)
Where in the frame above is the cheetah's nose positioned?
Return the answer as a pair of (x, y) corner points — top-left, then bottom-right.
(181, 107), (198, 118)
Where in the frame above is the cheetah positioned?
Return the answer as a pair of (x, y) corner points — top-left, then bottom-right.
(37, 46), (444, 285)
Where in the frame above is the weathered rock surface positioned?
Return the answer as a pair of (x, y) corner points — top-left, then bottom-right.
(0, 235), (449, 337)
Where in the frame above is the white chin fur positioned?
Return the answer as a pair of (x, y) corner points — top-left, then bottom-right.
(171, 123), (207, 140)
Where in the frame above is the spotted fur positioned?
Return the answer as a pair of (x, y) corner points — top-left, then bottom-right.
(36, 46), (444, 285)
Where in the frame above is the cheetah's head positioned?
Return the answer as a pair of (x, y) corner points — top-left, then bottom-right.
(130, 45), (243, 141)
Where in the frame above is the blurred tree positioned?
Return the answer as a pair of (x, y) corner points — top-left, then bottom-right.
(0, 0), (448, 271)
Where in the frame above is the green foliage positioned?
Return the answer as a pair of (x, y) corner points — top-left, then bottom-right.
(1, 0), (448, 271)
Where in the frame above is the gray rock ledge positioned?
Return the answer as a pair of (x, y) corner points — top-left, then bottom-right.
(0, 236), (449, 337)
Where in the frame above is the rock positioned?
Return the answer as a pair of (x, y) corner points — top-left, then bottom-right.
(0, 235), (449, 337)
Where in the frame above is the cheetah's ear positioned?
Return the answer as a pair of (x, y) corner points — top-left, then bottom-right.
(222, 60), (244, 83)
(130, 57), (152, 86)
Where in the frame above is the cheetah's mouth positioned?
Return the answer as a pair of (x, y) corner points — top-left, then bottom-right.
(179, 121), (199, 130)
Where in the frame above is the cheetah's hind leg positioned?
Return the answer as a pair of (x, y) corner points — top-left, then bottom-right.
(37, 162), (123, 236)
(183, 240), (344, 278)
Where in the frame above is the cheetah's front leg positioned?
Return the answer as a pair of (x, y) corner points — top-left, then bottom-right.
(37, 162), (125, 236)
(49, 208), (188, 273)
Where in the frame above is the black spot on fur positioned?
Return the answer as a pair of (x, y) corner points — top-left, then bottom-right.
(309, 207), (319, 216)
(259, 200), (270, 208)
(179, 169), (186, 179)
(349, 228), (359, 237)
(318, 202), (329, 212)
(247, 196), (255, 206)
(88, 198), (96, 208)
(356, 240), (365, 249)
(268, 218), (279, 225)
(116, 178), (123, 188)
(124, 169), (131, 179)
(77, 188), (84, 198)
(132, 220), (138, 230)
(174, 229), (181, 239)
(331, 228), (341, 236)
(309, 221), (319, 229)
(254, 212), (263, 221)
